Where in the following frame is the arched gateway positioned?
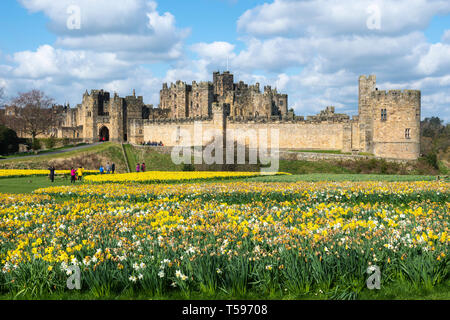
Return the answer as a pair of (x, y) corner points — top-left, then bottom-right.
(99, 126), (110, 142)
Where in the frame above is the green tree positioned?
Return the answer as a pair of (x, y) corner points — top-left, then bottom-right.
(0, 125), (20, 155)
(44, 136), (57, 149)
(421, 117), (444, 138)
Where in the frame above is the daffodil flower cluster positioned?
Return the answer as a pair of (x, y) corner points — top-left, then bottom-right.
(0, 181), (448, 297)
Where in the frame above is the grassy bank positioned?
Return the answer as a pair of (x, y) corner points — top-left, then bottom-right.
(279, 158), (443, 175)
(0, 143), (88, 159)
(123, 144), (184, 172)
(0, 142), (128, 172)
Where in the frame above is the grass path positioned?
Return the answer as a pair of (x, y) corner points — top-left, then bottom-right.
(0, 176), (74, 194)
(0, 143), (100, 161)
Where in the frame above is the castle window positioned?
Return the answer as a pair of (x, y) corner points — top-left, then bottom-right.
(381, 109), (387, 121)
(279, 100), (284, 106)
(405, 128), (411, 139)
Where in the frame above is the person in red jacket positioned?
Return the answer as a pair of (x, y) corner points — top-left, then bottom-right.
(70, 167), (76, 184)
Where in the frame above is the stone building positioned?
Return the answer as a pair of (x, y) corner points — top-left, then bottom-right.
(131, 74), (421, 160)
(160, 71), (288, 119)
(1, 73), (421, 160)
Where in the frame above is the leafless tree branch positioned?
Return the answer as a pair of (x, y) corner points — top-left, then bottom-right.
(10, 90), (56, 145)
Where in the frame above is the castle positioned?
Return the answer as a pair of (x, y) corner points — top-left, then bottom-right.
(11, 72), (423, 160)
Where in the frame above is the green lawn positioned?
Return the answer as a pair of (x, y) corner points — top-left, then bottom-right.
(246, 173), (440, 182)
(1, 279), (448, 300)
(0, 176), (73, 194)
(0, 173), (442, 194)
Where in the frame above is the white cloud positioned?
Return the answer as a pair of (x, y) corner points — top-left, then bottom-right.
(191, 42), (236, 62)
(231, 32), (426, 77)
(238, 0), (450, 37)
(11, 45), (130, 80)
(19, 0), (188, 61)
(416, 43), (450, 75)
(442, 30), (450, 43)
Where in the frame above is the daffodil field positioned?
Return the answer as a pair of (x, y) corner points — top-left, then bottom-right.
(0, 179), (449, 299)
(0, 169), (97, 178)
(84, 171), (287, 183)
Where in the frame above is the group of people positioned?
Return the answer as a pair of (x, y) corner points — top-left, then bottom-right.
(99, 162), (116, 175)
(48, 165), (85, 184)
(136, 162), (146, 172)
(142, 141), (164, 146)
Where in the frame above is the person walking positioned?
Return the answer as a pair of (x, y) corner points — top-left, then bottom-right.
(100, 165), (104, 175)
(140, 162), (146, 172)
(136, 163), (140, 173)
(111, 163), (116, 174)
(70, 167), (76, 184)
(48, 165), (56, 183)
(77, 166), (84, 182)
(106, 162), (111, 174)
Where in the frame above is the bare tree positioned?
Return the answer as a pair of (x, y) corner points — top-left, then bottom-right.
(0, 88), (5, 125)
(11, 90), (55, 147)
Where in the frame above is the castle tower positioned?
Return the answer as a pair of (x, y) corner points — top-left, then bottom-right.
(213, 71), (234, 97)
(190, 81), (214, 118)
(109, 95), (125, 142)
(370, 89), (421, 160)
(358, 75), (377, 153)
(358, 75), (421, 160)
(359, 75), (376, 120)
(81, 90), (100, 143)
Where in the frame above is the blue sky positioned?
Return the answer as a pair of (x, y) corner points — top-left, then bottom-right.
(0, 0), (450, 121)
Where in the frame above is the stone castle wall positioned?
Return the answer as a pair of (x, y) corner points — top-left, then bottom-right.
(129, 105), (357, 153)
(128, 73), (421, 160)
(12, 73), (420, 161)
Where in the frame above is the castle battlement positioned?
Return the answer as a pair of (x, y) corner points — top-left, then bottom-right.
(359, 75), (377, 81)
(192, 81), (212, 89)
(371, 89), (421, 101)
(145, 116), (213, 126)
